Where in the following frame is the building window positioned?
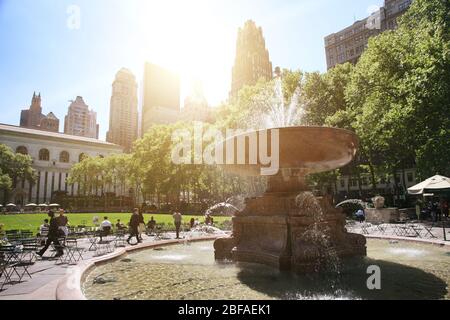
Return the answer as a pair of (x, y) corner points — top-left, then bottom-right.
(79, 153), (88, 162)
(60, 151), (70, 163)
(39, 149), (50, 161)
(407, 172), (414, 183)
(340, 180), (345, 188)
(16, 146), (28, 155)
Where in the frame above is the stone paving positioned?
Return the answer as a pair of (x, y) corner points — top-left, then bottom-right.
(347, 221), (450, 242)
(1, 223), (449, 300)
(0, 231), (207, 300)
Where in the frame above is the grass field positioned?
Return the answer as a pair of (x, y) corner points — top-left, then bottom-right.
(0, 213), (231, 231)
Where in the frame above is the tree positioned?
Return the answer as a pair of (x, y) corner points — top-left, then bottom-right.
(303, 63), (354, 127)
(0, 144), (36, 204)
(346, 0), (450, 184)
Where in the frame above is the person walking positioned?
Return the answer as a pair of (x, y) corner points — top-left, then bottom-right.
(355, 208), (365, 223)
(173, 211), (183, 239)
(127, 209), (141, 245)
(37, 211), (64, 258)
(137, 209), (145, 241)
(440, 198), (449, 220)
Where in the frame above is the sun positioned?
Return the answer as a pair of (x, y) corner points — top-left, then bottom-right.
(136, 0), (235, 105)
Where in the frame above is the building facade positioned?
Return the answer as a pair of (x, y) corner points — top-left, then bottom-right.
(0, 123), (123, 206)
(324, 0), (412, 69)
(106, 68), (139, 152)
(20, 92), (59, 132)
(181, 82), (214, 123)
(141, 63), (181, 136)
(230, 20), (273, 99)
(64, 96), (99, 139)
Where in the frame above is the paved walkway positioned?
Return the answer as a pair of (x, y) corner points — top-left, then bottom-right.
(0, 232), (216, 300)
(1, 223), (449, 300)
(347, 221), (450, 243)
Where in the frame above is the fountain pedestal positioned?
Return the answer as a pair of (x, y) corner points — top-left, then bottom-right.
(216, 189), (366, 273)
(213, 127), (367, 273)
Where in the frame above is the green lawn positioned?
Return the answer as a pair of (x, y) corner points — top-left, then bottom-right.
(0, 213), (231, 232)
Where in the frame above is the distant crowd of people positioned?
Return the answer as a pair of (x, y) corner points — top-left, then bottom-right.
(24, 207), (221, 258)
(419, 199), (449, 222)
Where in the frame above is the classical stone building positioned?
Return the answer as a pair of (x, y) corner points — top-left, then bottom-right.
(324, 0), (412, 69)
(141, 63), (181, 136)
(20, 92), (60, 132)
(230, 20), (273, 99)
(0, 123), (123, 206)
(106, 68), (139, 152)
(64, 96), (99, 139)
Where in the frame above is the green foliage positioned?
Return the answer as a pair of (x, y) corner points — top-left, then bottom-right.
(347, 0), (450, 179)
(0, 144), (36, 193)
(303, 63), (354, 127)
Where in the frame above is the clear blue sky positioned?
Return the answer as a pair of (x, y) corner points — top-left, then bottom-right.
(0, 0), (383, 140)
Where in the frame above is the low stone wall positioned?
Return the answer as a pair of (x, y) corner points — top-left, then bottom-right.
(366, 208), (399, 223)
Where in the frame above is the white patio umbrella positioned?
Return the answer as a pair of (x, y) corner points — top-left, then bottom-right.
(6, 203), (17, 207)
(49, 203), (60, 207)
(25, 203), (37, 207)
(408, 175), (450, 195)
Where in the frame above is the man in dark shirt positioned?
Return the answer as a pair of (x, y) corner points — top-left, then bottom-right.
(127, 210), (142, 245)
(37, 211), (64, 257)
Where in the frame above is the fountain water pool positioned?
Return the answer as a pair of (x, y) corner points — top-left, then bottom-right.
(82, 239), (450, 300)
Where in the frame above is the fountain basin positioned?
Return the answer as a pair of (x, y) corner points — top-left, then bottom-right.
(81, 239), (450, 300)
(217, 126), (358, 177)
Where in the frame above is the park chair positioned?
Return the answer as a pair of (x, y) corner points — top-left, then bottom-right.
(0, 256), (17, 291)
(114, 230), (127, 248)
(373, 222), (387, 235)
(95, 238), (114, 257)
(6, 234), (22, 245)
(5, 230), (19, 237)
(99, 226), (112, 242)
(0, 246), (31, 284)
(422, 223), (437, 239)
(20, 238), (38, 263)
(56, 238), (84, 265)
(20, 230), (34, 241)
(87, 231), (100, 251)
(360, 223), (371, 235)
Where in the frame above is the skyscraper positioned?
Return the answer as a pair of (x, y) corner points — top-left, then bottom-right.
(106, 68), (138, 152)
(141, 62), (180, 136)
(64, 96), (99, 139)
(20, 92), (59, 132)
(182, 81), (213, 123)
(324, 0), (412, 70)
(230, 20), (273, 99)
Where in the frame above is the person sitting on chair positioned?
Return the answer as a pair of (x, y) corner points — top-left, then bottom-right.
(38, 219), (50, 237)
(147, 217), (156, 234)
(115, 219), (126, 230)
(99, 217), (112, 242)
(56, 209), (69, 237)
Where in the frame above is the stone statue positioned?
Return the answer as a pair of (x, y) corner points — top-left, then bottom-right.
(372, 196), (385, 209)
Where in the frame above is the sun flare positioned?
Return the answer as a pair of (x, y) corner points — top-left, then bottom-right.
(137, 0), (235, 103)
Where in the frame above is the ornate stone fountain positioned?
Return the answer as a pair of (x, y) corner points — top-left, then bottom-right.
(214, 126), (367, 273)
